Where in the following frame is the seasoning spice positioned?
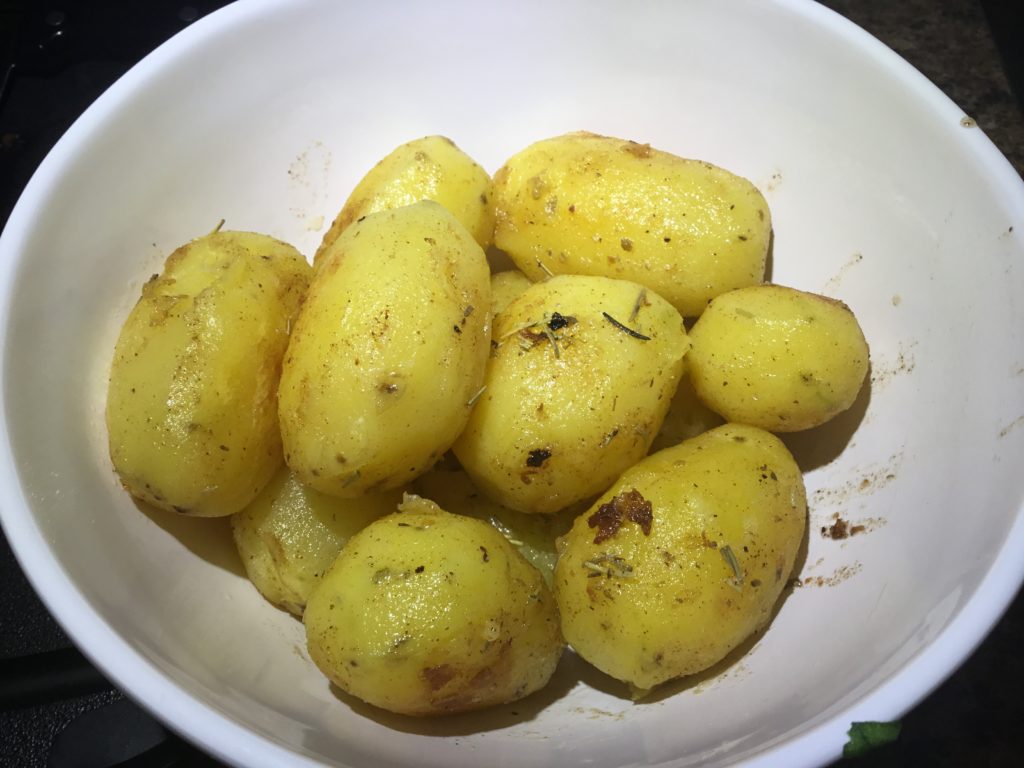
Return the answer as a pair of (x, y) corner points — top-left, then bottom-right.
(629, 289), (649, 323)
(602, 311), (651, 340)
(526, 448), (552, 467)
(720, 544), (744, 590)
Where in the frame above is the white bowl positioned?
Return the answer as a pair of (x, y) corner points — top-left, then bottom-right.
(1, 1), (1022, 766)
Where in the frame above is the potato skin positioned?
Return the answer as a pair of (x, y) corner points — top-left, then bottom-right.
(452, 274), (689, 514)
(555, 424), (806, 691)
(106, 231), (311, 517)
(648, 360), (725, 453)
(490, 269), (534, 316)
(279, 201), (491, 497)
(303, 496), (563, 716)
(492, 132), (770, 317)
(688, 285), (869, 431)
(232, 467), (403, 614)
(314, 136), (495, 267)
(412, 466), (578, 587)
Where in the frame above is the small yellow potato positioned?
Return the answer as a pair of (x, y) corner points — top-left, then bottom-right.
(492, 131), (770, 316)
(688, 285), (870, 432)
(412, 466), (578, 586)
(232, 467), (403, 615)
(490, 269), (533, 316)
(648, 362), (725, 453)
(555, 424), (806, 691)
(106, 230), (311, 517)
(314, 136), (495, 267)
(304, 495), (563, 716)
(453, 274), (689, 514)
(279, 202), (491, 497)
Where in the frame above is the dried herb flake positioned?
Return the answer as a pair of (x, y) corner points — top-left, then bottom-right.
(602, 312), (651, 340)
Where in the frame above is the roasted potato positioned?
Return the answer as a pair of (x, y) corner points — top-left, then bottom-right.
(648, 362), (725, 453)
(453, 275), (689, 514)
(490, 269), (533, 316)
(106, 230), (311, 517)
(492, 131), (770, 316)
(687, 285), (869, 431)
(412, 466), (578, 586)
(279, 201), (491, 497)
(315, 136), (495, 267)
(555, 424), (806, 691)
(304, 495), (563, 716)
(232, 467), (403, 614)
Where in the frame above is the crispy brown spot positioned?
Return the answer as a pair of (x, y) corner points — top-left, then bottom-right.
(822, 518), (849, 539)
(421, 664), (456, 691)
(588, 488), (653, 544)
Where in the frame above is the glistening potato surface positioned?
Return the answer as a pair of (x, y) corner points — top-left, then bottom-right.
(279, 201), (491, 497)
(453, 274), (689, 514)
(687, 285), (870, 431)
(106, 230), (311, 517)
(492, 131), (770, 317)
(303, 497), (563, 716)
(555, 424), (807, 691)
(314, 135), (495, 267)
(232, 467), (404, 615)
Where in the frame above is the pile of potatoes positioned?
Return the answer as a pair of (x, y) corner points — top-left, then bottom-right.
(106, 131), (869, 715)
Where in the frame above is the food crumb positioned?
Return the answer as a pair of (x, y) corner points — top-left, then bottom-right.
(796, 562), (862, 587)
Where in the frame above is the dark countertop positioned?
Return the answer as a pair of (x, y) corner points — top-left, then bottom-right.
(1, 1), (1021, 766)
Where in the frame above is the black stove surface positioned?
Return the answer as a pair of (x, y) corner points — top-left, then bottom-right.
(1, 2), (1022, 767)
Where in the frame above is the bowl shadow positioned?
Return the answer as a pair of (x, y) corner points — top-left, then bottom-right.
(780, 368), (872, 473)
(326, 645), (583, 736)
(134, 499), (246, 578)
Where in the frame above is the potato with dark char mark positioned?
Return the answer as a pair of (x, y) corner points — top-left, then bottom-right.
(492, 131), (771, 317)
(106, 230), (311, 517)
(687, 284), (869, 431)
(303, 496), (563, 716)
(453, 274), (689, 514)
(232, 467), (404, 615)
(314, 135), (495, 268)
(279, 201), (491, 497)
(555, 424), (806, 691)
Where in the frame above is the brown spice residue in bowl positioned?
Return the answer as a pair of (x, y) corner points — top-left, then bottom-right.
(792, 562), (863, 588)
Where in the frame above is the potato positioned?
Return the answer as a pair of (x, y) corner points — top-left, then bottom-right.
(555, 424), (806, 691)
(304, 495), (563, 716)
(687, 285), (869, 431)
(492, 131), (770, 317)
(314, 136), (495, 267)
(232, 467), (403, 614)
(490, 269), (533, 316)
(648, 361), (725, 453)
(106, 230), (311, 517)
(412, 466), (578, 587)
(453, 274), (689, 514)
(279, 201), (491, 497)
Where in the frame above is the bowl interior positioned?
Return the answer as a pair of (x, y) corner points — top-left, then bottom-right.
(2, 1), (1023, 766)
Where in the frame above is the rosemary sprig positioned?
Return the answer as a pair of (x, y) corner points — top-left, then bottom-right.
(602, 311), (651, 340)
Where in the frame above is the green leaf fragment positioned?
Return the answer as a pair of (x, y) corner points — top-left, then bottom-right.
(843, 720), (902, 758)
